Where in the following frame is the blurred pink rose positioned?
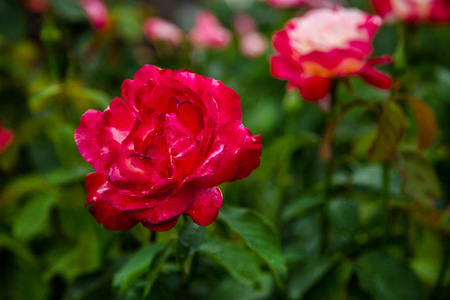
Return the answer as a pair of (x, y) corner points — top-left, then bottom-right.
(143, 17), (184, 46)
(23, 0), (49, 13)
(189, 11), (232, 50)
(266, 0), (341, 8)
(240, 32), (268, 58)
(80, 0), (109, 30)
(233, 13), (257, 36)
(270, 7), (392, 101)
(371, 0), (450, 23)
(233, 14), (267, 58)
(0, 123), (13, 154)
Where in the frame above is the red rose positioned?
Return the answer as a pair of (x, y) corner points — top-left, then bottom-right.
(74, 65), (262, 231)
(270, 7), (392, 101)
(371, 0), (450, 23)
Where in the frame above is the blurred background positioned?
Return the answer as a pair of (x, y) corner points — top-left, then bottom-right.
(1, 0), (450, 299)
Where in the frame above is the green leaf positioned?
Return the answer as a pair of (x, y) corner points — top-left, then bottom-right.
(13, 193), (56, 240)
(369, 101), (407, 162)
(0, 232), (37, 265)
(280, 195), (323, 224)
(177, 220), (206, 264)
(209, 274), (274, 300)
(219, 206), (287, 286)
(356, 251), (425, 300)
(396, 150), (441, 206)
(328, 198), (358, 251)
(287, 257), (337, 299)
(113, 243), (166, 295)
(199, 239), (263, 288)
(305, 260), (353, 300)
(28, 84), (63, 113)
(143, 242), (173, 296)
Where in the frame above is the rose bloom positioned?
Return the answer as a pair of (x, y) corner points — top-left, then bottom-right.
(371, 0), (450, 23)
(80, 0), (109, 30)
(189, 11), (232, 50)
(74, 65), (262, 231)
(143, 17), (184, 46)
(270, 7), (392, 101)
(0, 123), (14, 154)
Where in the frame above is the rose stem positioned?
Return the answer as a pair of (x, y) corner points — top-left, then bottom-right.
(321, 80), (339, 255)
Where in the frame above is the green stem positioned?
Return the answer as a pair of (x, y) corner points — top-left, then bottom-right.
(431, 235), (450, 299)
(382, 163), (390, 246)
(150, 231), (157, 243)
(321, 81), (339, 255)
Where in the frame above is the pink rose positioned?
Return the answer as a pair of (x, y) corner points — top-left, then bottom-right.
(143, 17), (184, 46)
(0, 123), (14, 154)
(270, 7), (392, 101)
(74, 65), (262, 231)
(233, 13), (268, 58)
(80, 0), (109, 30)
(266, 0), (341, 8)
(233, 13), (257, 36)
(240, 32), (268, 58)
(189, 11), (232, 50)
(371, 0), (450, 23)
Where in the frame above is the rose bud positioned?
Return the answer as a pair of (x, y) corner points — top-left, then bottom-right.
(143, 17), (184, 46)
(74, 65), (262, 231)
(371, 0), (450, 23)
(270, 7), (392, 101)
(189, 11), (232, 50)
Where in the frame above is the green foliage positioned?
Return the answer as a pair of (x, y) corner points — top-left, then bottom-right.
(219, 206), (288, 286)
(356, 251), (425, 300)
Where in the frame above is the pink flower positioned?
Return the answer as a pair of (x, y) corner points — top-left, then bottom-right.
(233, 13), (257, 36)
(270, 7), (392, 101)
(0, 123), (14, 154)
(189, 11), (232, 50)
(80, 0), (109, 30)
(266, 0), (341, 8)
(143, 17), (184, 46)
(371, 0), (450, 23)
(74, 65), (262, 231)
(240, 32), (268, 58)
(233, 14), (268, 58)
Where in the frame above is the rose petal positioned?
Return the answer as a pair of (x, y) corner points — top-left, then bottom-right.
(141, 215), (180, 231)
(297, 76), (332, 101)
(360, 66), (392, 90)
(85, 172), (163, 211)
(231, 129), (262, 181)
(185, 187), (223, 226)
(89, 201), (139, 230)
(125, 184), (195, 224)
(74, 109), (105, 172)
